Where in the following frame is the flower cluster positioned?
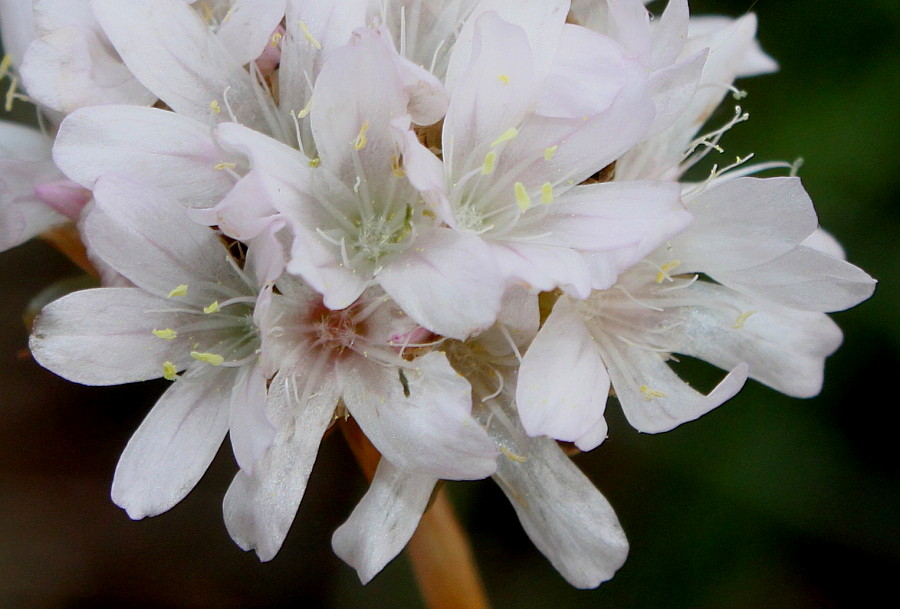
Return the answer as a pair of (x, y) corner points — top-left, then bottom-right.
(1, 0), (875, 589)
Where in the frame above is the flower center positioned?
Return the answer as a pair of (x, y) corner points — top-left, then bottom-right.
(305, 301), (368, 356)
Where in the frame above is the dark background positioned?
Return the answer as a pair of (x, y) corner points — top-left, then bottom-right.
(2, 1), (898, 607)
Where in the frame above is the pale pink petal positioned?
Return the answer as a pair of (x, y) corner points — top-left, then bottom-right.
(378, 229), (505, 340)
(111, 365), (234, 518)
(215, 0), (286, 66)
(517, 296), (609, 442)
(674, 177), (818, 272)
(339, 352), (498, 480)
(29, 287), (202, 385)
(332, 459), (437, 584)
(85, 175), (245, 303)
(224, 364), (339, 561)
(228, 362), (275, 475)
(650, 0), (689, 68)
(54, 106), (233, 208)
(490, 241), (591, 298)
(33, 178), (91, 219)
(492, 432), (629, 588)
(91, 0), (269, 131)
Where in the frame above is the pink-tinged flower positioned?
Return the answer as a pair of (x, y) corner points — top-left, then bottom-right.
(517, 176), (875, 447)
(409, 7), (694, 299)
(29, 174), (275, 518)
(223, 281), (498, 562)
(0, 120), (71, 251)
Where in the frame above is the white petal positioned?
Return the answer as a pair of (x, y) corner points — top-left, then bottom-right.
(54, 106), (232, 207)
(332, 459), (437, 584)
(224, 364), (338, 561)
(228, 362), (275, 474)
(714, 246), (876, 313)
(215, 0), (286, 66)
(378, 229), (505, 339)
(491, 431), (629, 588)
(490, 240), (591, 298)
(674, 177), (817, 272)
(605, 336), (749, 433)
(85, 175), (245, 303)
(662, 282), (843, 398)
(517, 297), (609, 442)
(339, 352), (498, 480)
(29, 287), (204, 385)
(111, 365), (234, 518)
(91, 0), (269, 131)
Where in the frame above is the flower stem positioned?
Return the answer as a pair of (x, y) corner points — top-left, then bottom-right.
(340, 418), (492, 609)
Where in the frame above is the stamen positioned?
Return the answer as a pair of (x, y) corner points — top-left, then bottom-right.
(391, 154), (405, 178)
(733, 310), (757, 330)
(481, 151), (497, 175)
(162, 361), (178, 381)
(655, 260), (682, 284)
(0, 54), (12, 78)
(191, 351), (225, 365)
(214, 161), (236, 171)
(544, 145), (558, 161)
(540, 182), (554, 205)
(498, 74), (510, 85)
(210, 100), (221, 114)
(514, 182), (532, 212)
(152, 328), (178, 340)
(168, 284), (189, 298)
(308, 157), (321, 167)
(499, 444), (527, 463)
(491, 127), (519, 147)
(298, 21), (323, 50)
(203, 301), (221, 314)
(640, 385), (667, 400)
(353, 120), (370, 151)
(271, 32), (283, 46)
(296, 97), (313, 119)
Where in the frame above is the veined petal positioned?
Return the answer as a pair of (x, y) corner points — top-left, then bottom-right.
(111, 365), (234, 518)
(54, 106), (232, 207)
(517, 296), (610, 442)
(29, 287), (201, 385)
(490, 241), (591, 299)
(224, 364), (338, 561)
(673, 177), (818, 272)
(215, 0), (286, 66)
(339, 352), (498, 480)
(228, 362), (275, 475)
(492, 432), (629, 588)
(378, 229), (504, 340)
(713, 245), (877, 313)
(85, 175), (245, 303)
(332, 459), (437, 584)
(91, 0), (268, 131)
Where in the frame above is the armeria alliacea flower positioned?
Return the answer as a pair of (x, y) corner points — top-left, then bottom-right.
(0, 0), (878, 601)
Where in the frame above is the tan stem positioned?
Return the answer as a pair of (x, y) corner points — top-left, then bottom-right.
(40, 224), (98, 277)
(340, 419), (492, 609)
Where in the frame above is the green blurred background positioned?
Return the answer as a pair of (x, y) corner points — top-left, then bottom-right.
(2, 1), (898, 607)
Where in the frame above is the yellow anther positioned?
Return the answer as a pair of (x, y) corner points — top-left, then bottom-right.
(210, 100), (221, 114)
(308, 156), (321, 168)
(271, 32), (283, 46)
(514, 182), (532, 212)
(298, 20), (322, 50)
(214, 161), (236, 171)
(540, 182), (554, 205)
(391, 155), (405, 178)
(733, 310), (757, 330)
(222, 7), (234, 22)
(498, 74), (510, 85)
(203, 301), (221, 314)
(481, 151), (497, 175)
(191, 351), (225, 366)
(490, 127), (519, 147)
(499, 444), (527, 463)
(162, 361), (178, 381)
(655, 260), (682, 284)
(0, 54), (12, 78)
(640, 385), (667, 400)
(5, 76), (18, 112)
(152, 328), (178, 340)
(544, 145), (558, 161)
(168, 284), (189, 298)
(296, 97), (312, 119)
(353, 120), (370, 151)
